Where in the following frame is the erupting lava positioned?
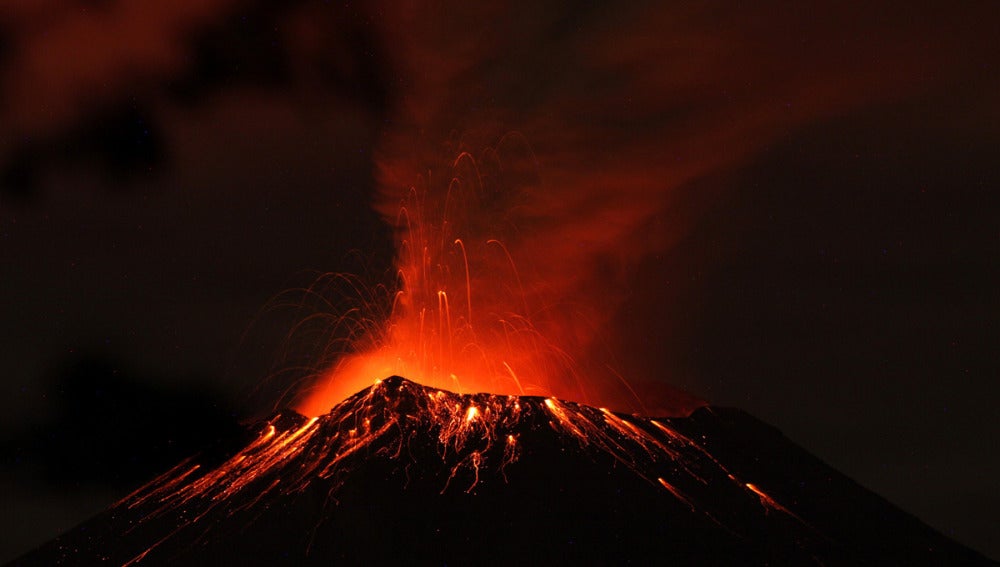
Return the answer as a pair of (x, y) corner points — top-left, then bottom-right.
(294, 136), (655, 417)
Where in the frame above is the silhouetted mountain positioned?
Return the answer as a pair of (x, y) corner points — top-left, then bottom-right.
(10, 377), (992, 565)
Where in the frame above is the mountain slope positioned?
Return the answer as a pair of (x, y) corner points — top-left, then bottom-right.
(10, 376), (992, 565)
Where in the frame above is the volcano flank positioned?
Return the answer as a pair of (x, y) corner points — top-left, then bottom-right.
(10, 377), (991, 565)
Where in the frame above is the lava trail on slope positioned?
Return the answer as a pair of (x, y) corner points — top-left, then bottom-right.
(11, 376), (992, 566)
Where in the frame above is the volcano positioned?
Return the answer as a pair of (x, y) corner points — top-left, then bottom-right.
(10, 376), (991, 565)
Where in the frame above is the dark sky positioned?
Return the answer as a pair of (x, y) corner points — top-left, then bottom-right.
(1, 0), (997, 561)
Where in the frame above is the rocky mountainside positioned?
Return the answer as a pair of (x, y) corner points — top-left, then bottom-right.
(10, 376), (992, 565)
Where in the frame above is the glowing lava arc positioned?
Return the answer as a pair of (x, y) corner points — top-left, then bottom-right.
(290, 138), (671, 417)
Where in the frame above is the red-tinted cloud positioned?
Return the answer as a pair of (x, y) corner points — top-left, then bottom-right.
(0, 1), (238, 133)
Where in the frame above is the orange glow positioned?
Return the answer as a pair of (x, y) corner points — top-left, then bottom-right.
(293, 140), (665, 417)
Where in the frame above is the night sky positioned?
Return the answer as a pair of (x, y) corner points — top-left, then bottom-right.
(1, 1), (997, 561)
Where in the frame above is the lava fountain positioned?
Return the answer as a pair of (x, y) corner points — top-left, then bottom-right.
(294, 134), (640, 416)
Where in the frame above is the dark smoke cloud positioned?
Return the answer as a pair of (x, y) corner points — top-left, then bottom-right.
(0, 0), (390, 201)
(0, 1), (235, 132)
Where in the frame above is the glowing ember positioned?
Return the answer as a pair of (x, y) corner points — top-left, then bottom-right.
(746, 482), (804, 521)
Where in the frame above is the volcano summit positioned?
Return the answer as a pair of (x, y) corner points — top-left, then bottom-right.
(11, 377), (991, 565)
